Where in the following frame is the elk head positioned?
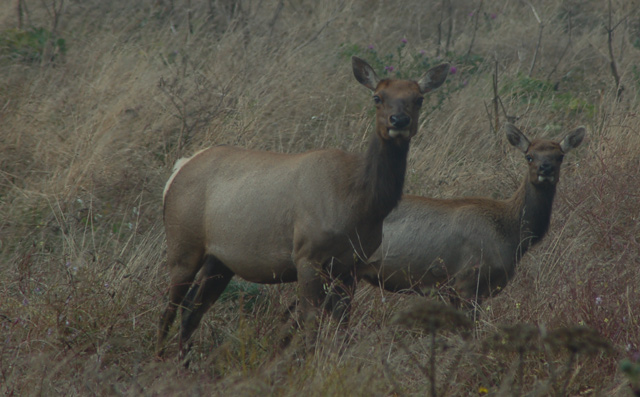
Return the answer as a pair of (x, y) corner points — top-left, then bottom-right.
(352, 56), (450, 142)
(506, 123), (586, 187)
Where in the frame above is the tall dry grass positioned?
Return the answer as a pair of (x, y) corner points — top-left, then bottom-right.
(1, 0), (639, 395)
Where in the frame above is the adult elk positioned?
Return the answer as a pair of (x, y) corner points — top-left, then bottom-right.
(359, 124), (586, 306)
(156, 57), (450, 357)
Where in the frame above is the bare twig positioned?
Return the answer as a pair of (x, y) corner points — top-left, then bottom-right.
(492, 59), (500, 134)
(39, 0), (65, 65)
(484, 101), (494, 132)
(436, 0), (453, 57)
(17, 0), (24, 29)
(445, 1), (453, 55)
(527, 0), (541, 23)
(498, 95), (517, 123)
(186, 0), (193, 35)
(526, 1), (544, 77)
(40, 0), (64, 34)
(606, 0), (625, 100)
(291, 0), (345, 55)
(546, 15), (572, 81)
(268, 0), (285, 36)
(466, 0), (483, 59)
(436, 0), (445, 57)
(429, 331), (437, 397)
(157, 61), (229, 154)
(487, 60), (517, 149)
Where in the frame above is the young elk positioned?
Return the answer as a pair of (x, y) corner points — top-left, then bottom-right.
(359, 124), (586, 306)
(156, 57), (450, 357)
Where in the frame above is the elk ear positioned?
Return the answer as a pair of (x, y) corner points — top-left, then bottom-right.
(417, 63), (450, 94)
(560, 126), (586, 153)
(352, 56), (380, 91)
(505, 123), (531, 153)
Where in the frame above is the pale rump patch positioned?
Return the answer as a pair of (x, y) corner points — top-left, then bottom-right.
(163, 148), (209, 202)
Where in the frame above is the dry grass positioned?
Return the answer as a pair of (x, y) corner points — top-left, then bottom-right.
(1, 0), (639, 395)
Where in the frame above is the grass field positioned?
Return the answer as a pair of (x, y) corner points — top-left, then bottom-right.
(1, 0), (639, 395)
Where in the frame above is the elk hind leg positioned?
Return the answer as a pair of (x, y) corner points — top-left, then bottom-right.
(156, 251), (203, 358)
(180, 255), (234, 353)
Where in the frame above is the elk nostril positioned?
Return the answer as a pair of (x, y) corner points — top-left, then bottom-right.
(390, 114), (410, 129)
(539, 163), (554, 175)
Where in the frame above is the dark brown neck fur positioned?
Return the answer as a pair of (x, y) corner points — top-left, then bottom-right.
(508, 175), (557, 257)
(352, 135), (409, 223)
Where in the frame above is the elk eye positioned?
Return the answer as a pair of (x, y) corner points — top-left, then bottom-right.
(526, 155), (533, 163)
(373, 95), (381, 104)
(415, 97), (424, 107)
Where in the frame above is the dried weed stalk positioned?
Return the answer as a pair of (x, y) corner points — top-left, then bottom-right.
(544, 325), (613, 396)
(483, 324), (541, 395)
(391, 299), (472, 397)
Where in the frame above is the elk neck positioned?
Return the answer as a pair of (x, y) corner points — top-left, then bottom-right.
(351, 133), (409, 223)
(507, 173), (557, 254)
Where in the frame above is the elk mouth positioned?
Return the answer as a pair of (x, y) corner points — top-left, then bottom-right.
(388, 128), (411, 139)
(537, 175), (555, 183)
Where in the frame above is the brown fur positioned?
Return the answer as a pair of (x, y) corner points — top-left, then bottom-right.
(359, 124), (586, 305)
(156, 57), (450, 357)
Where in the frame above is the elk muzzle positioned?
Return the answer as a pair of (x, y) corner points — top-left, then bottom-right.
(537, 162), (556, 183)
(388, 114), (412, 139)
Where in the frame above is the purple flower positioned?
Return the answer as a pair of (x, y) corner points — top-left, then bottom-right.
(490, 13), (497, 19)
(401, 38), (408, 44)
(368, 44), (375, 50)
(384, 65), (395, 72)
(468, 12), (474, 17)
(449, 66), (458, 75)
(419, 50), (426, 56)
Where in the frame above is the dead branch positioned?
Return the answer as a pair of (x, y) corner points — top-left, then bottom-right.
(466, 0), (483, 59)
(436, 0), (445, 57)
(526, 1), (544, 77)
(16, 0), (24, 29)
(606, 0), (625, 101)
(268, 0), (285, 36)
(445, 1), (453, 54)
(546, 15), (572, 81)
(492, 59), (500, 134)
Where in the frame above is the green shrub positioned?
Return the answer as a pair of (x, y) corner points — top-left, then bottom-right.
(220, 279), (267, 313)
(0, 27), (66, 63)
(501, 74), (595, 118)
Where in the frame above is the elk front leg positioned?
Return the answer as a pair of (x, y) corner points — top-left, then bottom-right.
(295, 259), (326, 349)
